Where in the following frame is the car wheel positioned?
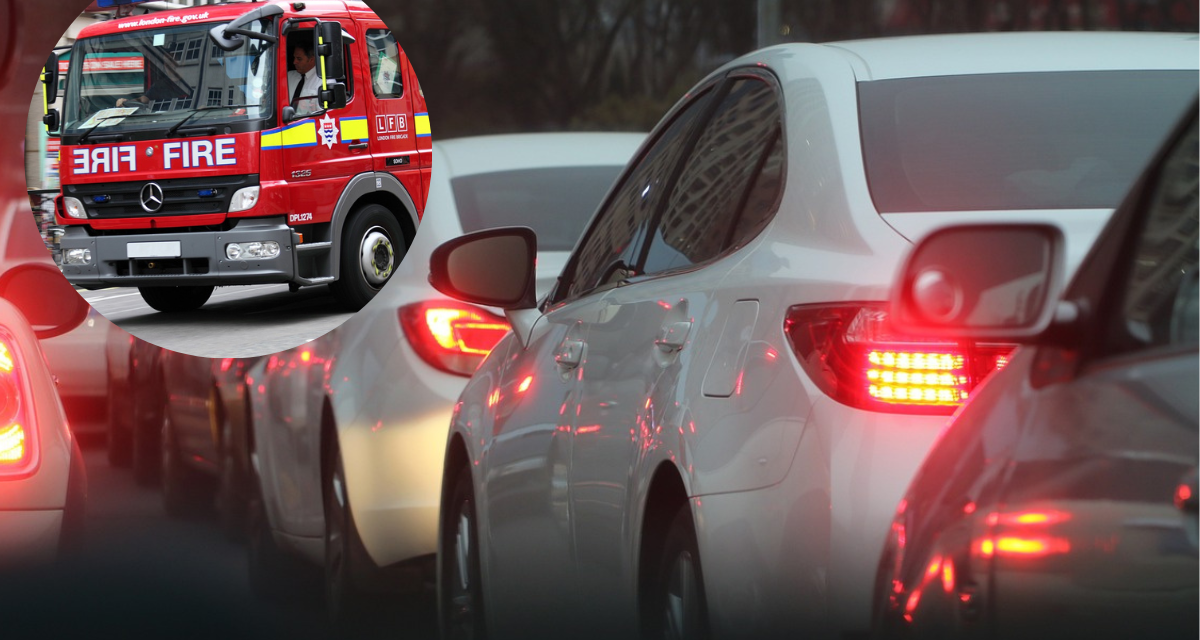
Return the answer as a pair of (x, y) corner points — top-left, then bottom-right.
(247, 465), (318, 602)
(323, 439), (384, 631)
(105, 388), (132, 468)
(160, 413), (210, 518)
(137, 285), (214, 312)
(216, 413), (246, 541)
(642, 504), (709, 640)
(329, 203), (407, 310)
(441, 464), (485, 640)
(131, 396), (162, 487)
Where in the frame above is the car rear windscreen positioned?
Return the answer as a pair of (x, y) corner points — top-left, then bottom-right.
(859, 70), (1197, 212)
(452, 166), (623, 251)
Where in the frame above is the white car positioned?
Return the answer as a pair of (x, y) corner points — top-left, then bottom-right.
(244, 133), (643, 627)
(429, 33), (1199, 639)
(0, 211), (91, 564)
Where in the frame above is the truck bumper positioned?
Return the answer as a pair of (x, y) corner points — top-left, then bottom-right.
(59, 216), (296, 288)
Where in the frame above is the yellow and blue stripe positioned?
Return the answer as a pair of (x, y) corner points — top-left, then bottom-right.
(415, 112), (431, 138)
(260, 120), (318, 149)
(340, 116), (369, 143)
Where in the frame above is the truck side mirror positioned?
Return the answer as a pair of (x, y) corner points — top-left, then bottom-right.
(316, 22), (345, 80)
(319, 83), (347, 111)
(42, 53), (60, 135)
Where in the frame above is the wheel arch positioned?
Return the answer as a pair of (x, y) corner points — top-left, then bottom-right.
(637, 461), (692, 606)
(328, 172), (419, 281)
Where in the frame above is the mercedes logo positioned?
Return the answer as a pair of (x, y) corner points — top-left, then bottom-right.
(140, 182), (164, 213)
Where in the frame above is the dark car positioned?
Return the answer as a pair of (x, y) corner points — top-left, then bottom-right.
(872, 102), (1198, 639)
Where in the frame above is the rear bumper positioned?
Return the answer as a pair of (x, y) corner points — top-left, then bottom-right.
(0, 510), (63, 566)
(59, 216), (295, 288)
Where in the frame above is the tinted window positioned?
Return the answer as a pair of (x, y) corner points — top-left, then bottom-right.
(860, 71), (1196, 212)
(641, 78), (782, 275)
(450, 166), (624, 252)
(365, 29), (404, 99)
(1109, 116), (1199, 353)
(564, 92), (712, 298)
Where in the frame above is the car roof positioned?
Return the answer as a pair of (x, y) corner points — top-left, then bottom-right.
(434, 132), (647, 178)
(822, 32), (1200, 81)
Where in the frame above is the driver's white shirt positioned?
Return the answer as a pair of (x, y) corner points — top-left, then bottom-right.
(287, 67), (321, 111)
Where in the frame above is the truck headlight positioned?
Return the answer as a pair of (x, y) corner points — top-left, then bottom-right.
(228, 186), (260, 213)
(64, 248), (92, 265)
(225, 241), (279, 261)
(62, 197), (87, 219)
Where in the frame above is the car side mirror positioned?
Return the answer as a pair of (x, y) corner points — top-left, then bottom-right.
(891, 224), (1066, 341)
(430, 228), (538, 310)
(0, 263), (89, 339)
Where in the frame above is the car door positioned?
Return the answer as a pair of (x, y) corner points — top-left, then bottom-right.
(479, 88), (715, 636)
(568, 73), (787, 628)
(988, 111), (1199, 639)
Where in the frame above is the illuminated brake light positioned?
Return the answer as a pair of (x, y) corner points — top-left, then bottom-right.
(995, 536), (1070, 556)
(0, 335), (35, 478)
(0, 424), (25, 463)
(400, 302), (512, 376)
(784, 304), (1014, 414)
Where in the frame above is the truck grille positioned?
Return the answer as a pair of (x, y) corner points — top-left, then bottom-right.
(65, 174), (259, 218)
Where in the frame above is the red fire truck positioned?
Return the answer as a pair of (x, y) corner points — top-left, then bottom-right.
(43, 1), (430, 311)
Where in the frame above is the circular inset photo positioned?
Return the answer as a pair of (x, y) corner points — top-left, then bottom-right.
(27, 0), (429, 357)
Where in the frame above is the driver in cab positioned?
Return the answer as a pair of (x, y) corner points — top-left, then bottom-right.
(287, 40), (321, 114)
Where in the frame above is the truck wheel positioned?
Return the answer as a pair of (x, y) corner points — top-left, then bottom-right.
(138, 285), (214, 312)
(331, 204), (406, 310)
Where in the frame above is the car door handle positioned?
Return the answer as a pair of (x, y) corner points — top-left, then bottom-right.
(555, 338), (585, 369)
(655, 321), (692, 353)
(348, 142), (368, 150)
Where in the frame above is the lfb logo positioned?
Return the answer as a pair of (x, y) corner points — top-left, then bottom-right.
(376, 114), (407, 134)
(319, 114), (339, 149)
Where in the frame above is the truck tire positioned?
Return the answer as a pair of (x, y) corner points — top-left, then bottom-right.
(138, 285), (214, 312)
(330, 203), (406, 310)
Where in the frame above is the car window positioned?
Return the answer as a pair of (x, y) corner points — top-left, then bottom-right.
(639, 77), (783, 276)
(451, 165), (626, 252)
(859, 71), (1196, 212)
(1106, 116), (1198, 355)
(561, 90), (712, 300)
(365, 29), (404, 99)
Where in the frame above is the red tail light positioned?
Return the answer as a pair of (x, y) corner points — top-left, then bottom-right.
(400, 302), (512, 376)
(0, 336), (37, 479)
(784, 304), (1014, 415)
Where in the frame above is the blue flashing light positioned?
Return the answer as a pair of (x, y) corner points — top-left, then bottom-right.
(92, 195), (111, 204)
(198, 189), (218, 198)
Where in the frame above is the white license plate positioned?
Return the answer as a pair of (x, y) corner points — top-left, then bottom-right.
(127, 241), (181, 258)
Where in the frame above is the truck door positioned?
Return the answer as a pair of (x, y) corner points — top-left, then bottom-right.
(361, 25), (425, 209)
(272, 19), (372, 228)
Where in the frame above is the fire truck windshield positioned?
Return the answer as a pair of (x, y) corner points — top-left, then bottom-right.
(62, 18), (275, 140)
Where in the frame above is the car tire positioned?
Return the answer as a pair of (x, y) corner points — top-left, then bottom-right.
(216, 412), (246, 541)
(440, 464), (486, 640)
(105, 394), (132, 468)
(131, 377), (163, 487)
(329, 203), (407, 310)
(641, 504), (710, 640)
(323, 439), (386, 632)
(138, 285), (214, 312)
(160, 414), (210, 518)
(247, 466), (318, 602)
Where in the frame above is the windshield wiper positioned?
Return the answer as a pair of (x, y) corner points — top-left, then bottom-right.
(164, 104), (261, 138)
(76, 112), (173, 145)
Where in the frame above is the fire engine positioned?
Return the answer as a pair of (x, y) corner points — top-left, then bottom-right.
(42, 1), (430, 311)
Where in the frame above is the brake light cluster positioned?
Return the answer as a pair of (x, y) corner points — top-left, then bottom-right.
(400, 301), (512, 376)
(0, 336), (35, 478)
(785, 304), (1014, 415)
